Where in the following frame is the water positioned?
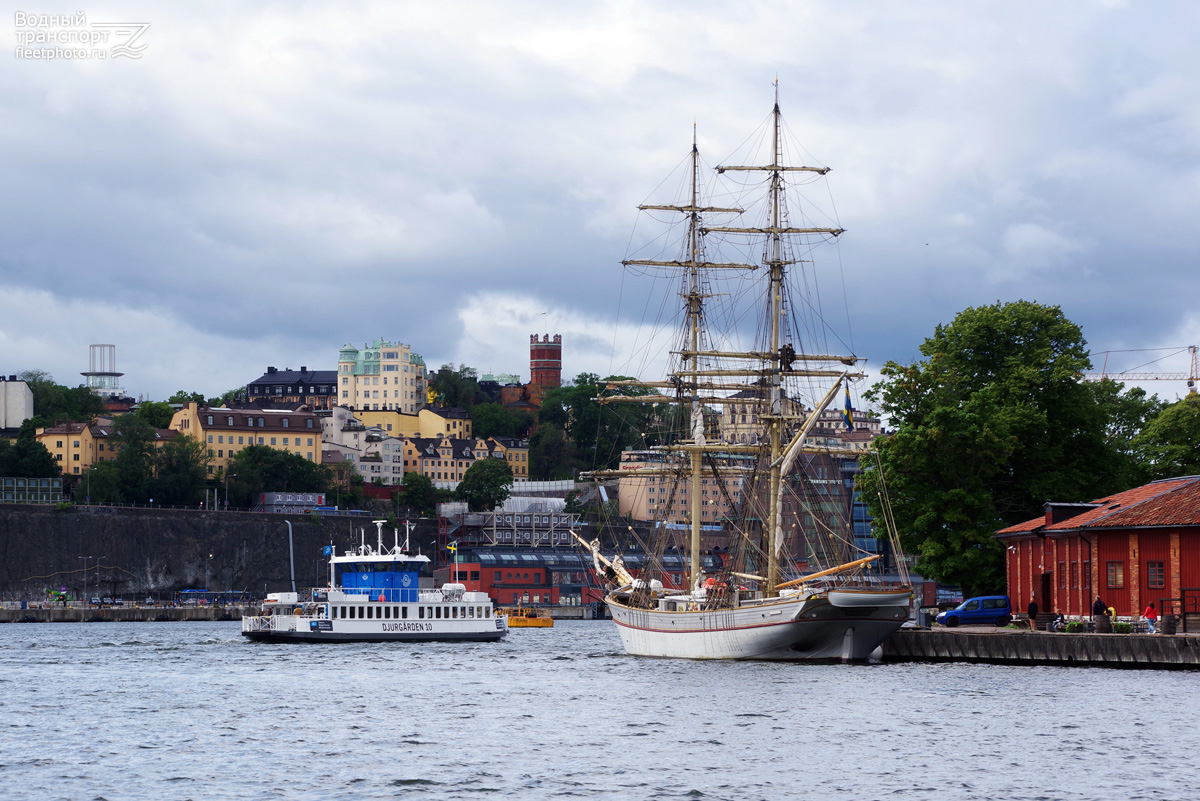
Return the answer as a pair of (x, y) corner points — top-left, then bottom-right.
(1, 620), (1195, 801)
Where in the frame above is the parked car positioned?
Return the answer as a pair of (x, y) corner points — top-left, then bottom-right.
(102, 597), (113, 605)
(90, 596), (102, 606)
(112, 598), (124, 606)
(936, 595), (1011, 627)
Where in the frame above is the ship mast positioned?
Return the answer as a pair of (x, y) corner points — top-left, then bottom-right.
(710, 81), (845, 596)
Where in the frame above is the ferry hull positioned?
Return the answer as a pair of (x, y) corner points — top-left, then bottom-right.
(607, 595), (907, 661)
(242, 615), (508, 643)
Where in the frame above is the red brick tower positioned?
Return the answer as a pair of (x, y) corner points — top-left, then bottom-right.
(529, 334), (562, 405)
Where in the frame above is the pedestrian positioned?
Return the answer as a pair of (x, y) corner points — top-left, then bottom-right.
(1143, 602), (1158, 634)
(1027, 599), (1039, 631)
(1092, 595), (1106, 619)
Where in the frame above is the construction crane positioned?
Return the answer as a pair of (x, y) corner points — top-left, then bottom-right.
(1083, 345), (1198, 395)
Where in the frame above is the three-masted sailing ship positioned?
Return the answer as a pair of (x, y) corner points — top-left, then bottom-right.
(575, 86), (912, 661)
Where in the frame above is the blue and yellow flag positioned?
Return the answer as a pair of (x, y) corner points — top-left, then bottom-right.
(447, 542), (457, 554)
(841, 388), (854, 431)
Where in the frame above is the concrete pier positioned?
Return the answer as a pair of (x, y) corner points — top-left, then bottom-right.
(883, 627), (1200, 669)
(0, 606), (250, 623)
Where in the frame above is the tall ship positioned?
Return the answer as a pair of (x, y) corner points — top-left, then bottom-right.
(577, 85), (911, 661)
(242, 522), (507, 643)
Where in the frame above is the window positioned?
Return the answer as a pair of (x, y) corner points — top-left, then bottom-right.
(282, 418), (289, 428)
(1106, 561), (1124, 589)
(283, 438), (289, 445)
(206, 415), (213, 425)
(1058, 562), (1067, 590)
(307, 419), (314, 429)
(258, 418), (265, 427)
(270, 437), (277, 445)
(1148, 561), (1165, 589)
(227, 416), (233, 425)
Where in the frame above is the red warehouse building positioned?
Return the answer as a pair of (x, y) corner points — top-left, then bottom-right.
(997, 476), (1200, 622)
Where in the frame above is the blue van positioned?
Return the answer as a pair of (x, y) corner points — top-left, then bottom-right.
(936, 595), (1011, 627)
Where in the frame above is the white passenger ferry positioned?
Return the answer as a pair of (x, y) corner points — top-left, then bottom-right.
(242, 525), (507, 643)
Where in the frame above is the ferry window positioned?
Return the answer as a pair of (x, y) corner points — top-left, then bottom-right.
(358, 606), (365, 618)
(468, 607), (475, 618)
(435, 607), (441, 619)
(402, 607), (408, 619)
(367, 607), (373, 619)
(418, 607), (424, 619)
(452, 607), (458, 619)
(384, 606), (390, 619)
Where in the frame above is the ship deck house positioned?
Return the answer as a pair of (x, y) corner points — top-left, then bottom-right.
(996, 476), (1200, 620)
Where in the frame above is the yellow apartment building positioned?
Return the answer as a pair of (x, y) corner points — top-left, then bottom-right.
(169, 403), (323, 476)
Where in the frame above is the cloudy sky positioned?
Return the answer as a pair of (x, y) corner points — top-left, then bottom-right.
(4, 0), (1199, 404)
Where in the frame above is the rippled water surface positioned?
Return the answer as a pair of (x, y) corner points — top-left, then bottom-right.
(1, 620), (1196, 800)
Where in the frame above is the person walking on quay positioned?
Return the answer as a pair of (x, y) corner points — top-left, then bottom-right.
(1027, 599), (1040, 631)
(1144, 602), (1158, 634)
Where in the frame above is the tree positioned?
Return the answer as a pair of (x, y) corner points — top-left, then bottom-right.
(1131, 394), (1200, 481)
(1086, 380), (1166, 487)
(0, 434), (59, 478)
(226, 445), (332, 507)
(472, 403), (518, 438)
(135, 401), (175, 429)
(398, 472), (440, 515)
(152, 434), (210, 507)
(528, 423), (574, 479)
(168, 390), (206, 404)
(859, 301), (1129, 597)
(73, 461), (123, 504)
(18, 370), (105, 423)
(112, 414), (158, 503)
(429, 364), (487, 409)
(538, 373), (657, 471)
(457, 457), (513, 511)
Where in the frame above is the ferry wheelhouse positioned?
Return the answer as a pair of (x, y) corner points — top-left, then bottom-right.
(242, 523), (507, 643)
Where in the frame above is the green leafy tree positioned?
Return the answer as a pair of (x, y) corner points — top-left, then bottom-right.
(429, 364), (487, 409)
(168, 390), (206, 404)
(73, 461), (123, 504)
(0, 433), (59, 477)
(18, 370), (106, 423)
(151, 434), (210, 507)
(135, 401), (175, 429)
(457, 457), (513, 511)
(1086, 380), (1166, 487)
(398, 472), (440, 515)
(112, 414), (158, 503)
(538, 373), (657, 471)
(859, 301), (1129, 597)
(226, 445), (332, 507)
(1131, 394), (1200, 481)
(528, 423), (574, 479)
(472, 403), (518, 438)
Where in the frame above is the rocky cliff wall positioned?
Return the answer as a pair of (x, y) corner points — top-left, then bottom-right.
(0, 505), (438, 600)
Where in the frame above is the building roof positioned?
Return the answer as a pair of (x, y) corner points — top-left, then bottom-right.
(248, 367), (337, 385)
(997, 476), (1200, 537)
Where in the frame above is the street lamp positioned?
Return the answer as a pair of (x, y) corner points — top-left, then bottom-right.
(79, 555), (92, 604)
(224, 472), (236, 510)
(206, 553), (213, 591)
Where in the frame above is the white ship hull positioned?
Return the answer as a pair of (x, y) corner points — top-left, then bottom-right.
(242, 609), (507, 643)
(607, 593), (907, 661)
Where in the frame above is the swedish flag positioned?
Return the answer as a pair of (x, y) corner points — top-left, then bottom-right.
(447, 542), (457, 554)
(841, 388), (854, 431)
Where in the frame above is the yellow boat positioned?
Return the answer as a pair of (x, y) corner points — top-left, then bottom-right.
(501, 604), (554, 628)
